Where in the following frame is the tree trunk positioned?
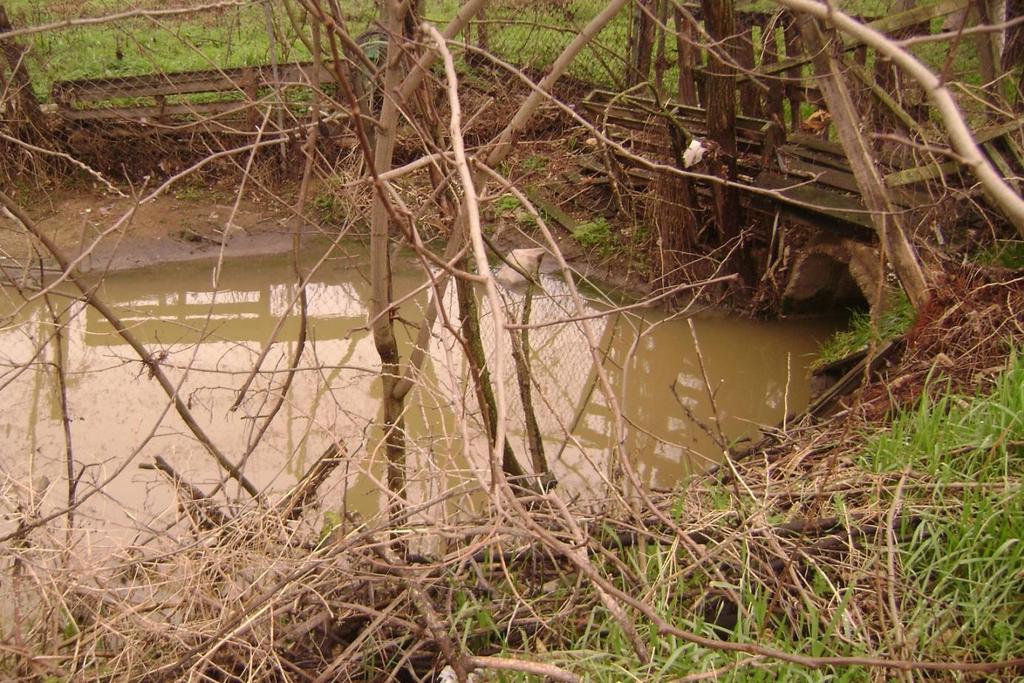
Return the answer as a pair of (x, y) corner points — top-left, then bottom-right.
(508, 285), (551, 487)
(797, 15), (930, 310)
(455, 267), (529, 484)
(627, 0), (656, 87)
(700, 0), (754, 285)
(369, 0), (410, 515)
(675, 9), (699, 105)
(0, 6), (46, 140)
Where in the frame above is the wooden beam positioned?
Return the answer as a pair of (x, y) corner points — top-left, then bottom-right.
(52, 61), (335, 104)
(58, 99), (265, 121)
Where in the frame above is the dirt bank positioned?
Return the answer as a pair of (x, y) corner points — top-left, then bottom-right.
(0, 187), (658, 303)
(0, 191), (299, 275)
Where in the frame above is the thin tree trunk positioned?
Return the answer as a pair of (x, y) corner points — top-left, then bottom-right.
(369, 0), (409, 514)
(0, 6), (46, 140)
(508, 285), (551, 486)
(675, 9), (698, 105)
(628, 0), (656, 86)
(262, 0), (286, 165)
(653, 0), (670, 96)
(783, 15), (804, 130)
(455, 267), (529, 484)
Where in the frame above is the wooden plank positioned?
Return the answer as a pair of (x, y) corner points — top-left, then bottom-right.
(583, 90), (771, 134)
(779, 156), (861, 193)
(524, 186), (579, 233)
(778, 144), (852, 173)
(59, 99), (262, 121)
(884, 160), (960, 187)
(976, 119), (1024, 144)
(984, 142), (1019, 191)
(1001, 135), (1024, 172)
(756, 171), (875, 229)
(787, 132), (845, 156)
(782, 155), (933, 207)
(803, 339), (903, 419)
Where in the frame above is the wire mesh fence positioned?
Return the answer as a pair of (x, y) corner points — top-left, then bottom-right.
(2, 0), (1002, 137)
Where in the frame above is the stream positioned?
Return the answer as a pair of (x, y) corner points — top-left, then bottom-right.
(0, 240), (838, 546)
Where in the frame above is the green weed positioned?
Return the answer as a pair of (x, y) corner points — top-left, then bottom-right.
(519, 155), (548, 172)
(859, 351), (1024, 663)
(976, 240), (1024, 270)
(815, 289), (914, 367)
(173, 184), (203, 201)
(492, 194), (521, 215)
(572, 217), (614, 255)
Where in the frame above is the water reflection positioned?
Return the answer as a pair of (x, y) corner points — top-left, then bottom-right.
(0, 244), (835, 544)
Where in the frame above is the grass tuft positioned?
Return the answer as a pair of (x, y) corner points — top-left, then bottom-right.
(815, 289), (914, 367)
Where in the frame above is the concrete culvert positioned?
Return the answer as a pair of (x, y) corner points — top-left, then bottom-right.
(783, 236), (882, 314)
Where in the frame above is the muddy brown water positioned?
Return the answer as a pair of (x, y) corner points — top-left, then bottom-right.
(0, 241), (837, 547)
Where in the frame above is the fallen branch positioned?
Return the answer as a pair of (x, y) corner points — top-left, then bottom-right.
(141, 455), (232, 529)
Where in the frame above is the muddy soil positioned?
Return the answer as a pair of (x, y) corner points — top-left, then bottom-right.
(0, 187), (653, 301)
(0, 191), (298, 275)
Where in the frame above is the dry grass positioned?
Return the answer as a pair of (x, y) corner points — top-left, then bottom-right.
(4, 271), (1023, 680)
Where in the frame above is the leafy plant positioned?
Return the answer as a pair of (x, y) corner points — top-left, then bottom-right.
(492, 194), (520, 214)
(520, 155), (548, 172)
(572, 217), (613, 254)
(174, 184), (203, 201)
(976, 240), (1024, 269)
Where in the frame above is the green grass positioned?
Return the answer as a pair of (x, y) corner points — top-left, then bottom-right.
(572, 217), (613, 254)
(815, 289), (915, 367)
(470, 351), (1024, 680)
(861, 350), (1024, 664)
(976, 240), (1024, 270)
(3, 1), (376, 99)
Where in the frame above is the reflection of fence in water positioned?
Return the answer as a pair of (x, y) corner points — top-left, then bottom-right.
(75, 262), (618, 469)
(84, 277), (366, 346)
(475, 274), (614, 454)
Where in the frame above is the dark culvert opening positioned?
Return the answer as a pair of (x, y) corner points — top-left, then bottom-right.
(783, 252), (871, 315)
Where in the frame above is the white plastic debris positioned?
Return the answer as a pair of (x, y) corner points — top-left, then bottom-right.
(682, 138), (706, 168)
(438, 665), (478, 682)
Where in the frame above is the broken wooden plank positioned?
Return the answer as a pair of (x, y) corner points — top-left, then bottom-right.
(787, 132), (846, 157)
(583, 89), (772, 134)
(984, 141), (1019, 191)
(778, 143), (856, 173)
(884, 160), (960, 187)
(58, 99), (265, 122)
(524, 186), (579, 233)
(804, 339), (903, 419)
(778, 156), (861, 193)
(756, 171), (876, 229)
